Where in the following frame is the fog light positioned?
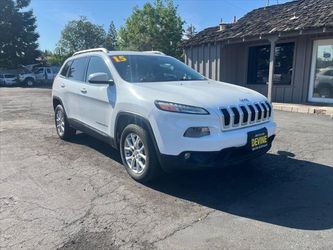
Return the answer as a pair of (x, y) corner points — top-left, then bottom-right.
(184, 127), (210, 138)
(184, 153), (191, 159)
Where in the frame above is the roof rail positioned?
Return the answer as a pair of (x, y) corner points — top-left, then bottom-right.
(73, 48), (108, 56)
(143, 51), (165, 55)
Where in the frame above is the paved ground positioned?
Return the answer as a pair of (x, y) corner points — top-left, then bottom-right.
(1, 87), (333, 250)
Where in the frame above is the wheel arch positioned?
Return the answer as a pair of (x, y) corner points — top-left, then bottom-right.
(114, 112), (160, 155)
(52, 96), (64, 110)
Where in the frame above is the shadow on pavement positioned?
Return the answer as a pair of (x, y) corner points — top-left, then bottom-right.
(68, 133), (333, 230)
(148, 152), (333, 230)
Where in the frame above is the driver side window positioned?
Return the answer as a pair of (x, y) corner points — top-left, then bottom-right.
(86, 56), (112, 82)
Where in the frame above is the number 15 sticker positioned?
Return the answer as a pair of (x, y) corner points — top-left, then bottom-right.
(112, 56), (127, 62)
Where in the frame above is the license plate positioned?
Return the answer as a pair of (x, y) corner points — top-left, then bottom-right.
(248, 128), (268, 151)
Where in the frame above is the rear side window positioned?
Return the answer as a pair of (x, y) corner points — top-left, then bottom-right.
(68, 57), (88, 82)
(86, 56), (112, 81)
(60, 61), (72, 77)
(5, 74), (15, 78)
(0, 75), (4, 78)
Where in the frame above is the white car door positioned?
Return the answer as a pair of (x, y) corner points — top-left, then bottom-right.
(61, 57), (89, 121)
(79, 55), (115, 135)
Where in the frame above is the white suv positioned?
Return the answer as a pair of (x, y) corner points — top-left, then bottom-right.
(52, 48), (276, 182)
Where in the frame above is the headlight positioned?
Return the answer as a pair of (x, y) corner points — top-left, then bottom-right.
(154, 100), (209, 115)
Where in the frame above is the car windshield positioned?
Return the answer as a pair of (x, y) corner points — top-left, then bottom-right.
(110, 54), (206, 83)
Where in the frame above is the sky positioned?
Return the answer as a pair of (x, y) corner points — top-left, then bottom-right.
(29, 0), (292, 51)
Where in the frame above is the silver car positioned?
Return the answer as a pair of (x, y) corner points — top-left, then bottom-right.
(0, 74), (17, 86)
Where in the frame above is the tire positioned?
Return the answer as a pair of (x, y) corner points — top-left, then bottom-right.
(25, 78), (35, 87)
(54, 104), (76, 140)
(120, 124), (162, 183)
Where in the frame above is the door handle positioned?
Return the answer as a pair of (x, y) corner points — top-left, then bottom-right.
(60, 83), (65, 88)
(80, 88), (87, 94)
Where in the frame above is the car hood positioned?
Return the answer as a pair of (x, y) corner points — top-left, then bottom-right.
(134, 80), (268, 111)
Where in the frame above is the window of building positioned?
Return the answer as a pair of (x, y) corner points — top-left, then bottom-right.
(68, 57), (88, 82)
(247, 42), (295, 85)
(309, 39), (333, 103)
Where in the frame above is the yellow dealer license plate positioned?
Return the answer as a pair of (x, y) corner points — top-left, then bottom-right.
(248, 128), (268, 151)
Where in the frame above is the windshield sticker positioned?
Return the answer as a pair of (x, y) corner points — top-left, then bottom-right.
(112, 56), (127, 62)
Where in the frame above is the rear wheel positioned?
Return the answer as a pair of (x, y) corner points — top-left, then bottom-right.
(54, 104), (76, 140)
(120, 124), (161, 183)
(25, 78), (34, 87)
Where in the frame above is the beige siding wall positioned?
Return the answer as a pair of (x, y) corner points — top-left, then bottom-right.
(185, 33), (333, 104)
(185, 43), (221, 81)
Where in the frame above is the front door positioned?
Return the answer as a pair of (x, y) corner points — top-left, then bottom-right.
(80, 55), (115, 135)
(309, 39), (333, 103)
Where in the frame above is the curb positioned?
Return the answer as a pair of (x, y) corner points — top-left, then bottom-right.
(273, 103), (333, 118)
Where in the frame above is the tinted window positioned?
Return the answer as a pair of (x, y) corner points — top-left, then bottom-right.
(111, 55), (205, 83)
(0, 75), (3, 78)
(4, 74), (15, 78)
(247, 42), (294, 85)
(34, 68), (44, 74)
(68, 57), (88, 82)
(86, 56), (112, 81)
(46, 68), (51, 73)
(60, 61), (72, 77)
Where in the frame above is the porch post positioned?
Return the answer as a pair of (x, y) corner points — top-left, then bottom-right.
(267, 36), (278, 102)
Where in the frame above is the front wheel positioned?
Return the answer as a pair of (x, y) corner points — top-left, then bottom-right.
(120, 124), (162, 183)
(54, 104), (76, 140)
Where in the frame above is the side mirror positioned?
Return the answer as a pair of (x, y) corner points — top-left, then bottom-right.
(88, 72), (114, 85)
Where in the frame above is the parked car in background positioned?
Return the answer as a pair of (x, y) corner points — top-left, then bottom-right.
(18, 66), (60, 87)
(315, 67), (333, 98)
(0, 74), (17, 86)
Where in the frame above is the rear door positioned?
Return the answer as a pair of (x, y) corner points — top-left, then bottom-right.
(34, 68), (45, 82)
(46, 68), (53, 83)
(79, 55), (115, 135)
(61, 57), (89, 121)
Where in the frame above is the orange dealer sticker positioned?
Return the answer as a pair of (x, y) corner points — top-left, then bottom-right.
(112, 56), (127, 62)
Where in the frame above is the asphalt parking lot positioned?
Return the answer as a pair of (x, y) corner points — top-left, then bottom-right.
(1, 87), (333, 250)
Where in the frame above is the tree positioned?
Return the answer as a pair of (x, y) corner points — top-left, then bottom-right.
(118, 0), (184, 59)
(56, 16), (106, 55)
(104, 21), (118, 51)
(185, 24), (197, 39)
(0, 0), (40, 68)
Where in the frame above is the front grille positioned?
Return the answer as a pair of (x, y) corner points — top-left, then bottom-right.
(220, 102), (272, 130)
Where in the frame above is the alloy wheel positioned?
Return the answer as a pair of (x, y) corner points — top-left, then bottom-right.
(124, 133), (146, 174)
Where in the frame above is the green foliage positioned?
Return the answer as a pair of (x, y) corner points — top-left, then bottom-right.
(47, 53), (70, 66)
(118, 0), (184, 59)
(56, 16), (107, 55)
(105, 21), (118, 51)
(0, 0), (40, 68)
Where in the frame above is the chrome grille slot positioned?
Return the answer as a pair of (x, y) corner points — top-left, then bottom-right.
(221, 108), (230, 127)
(240, 106), (248, 123)
(231, 107), (240, 125)
(265, 101), (272, 117)
(220, 101), (272, 130)
(261, 103), (268, 119)
(248, 105), (256, 122)
(254, 103), (262, 121)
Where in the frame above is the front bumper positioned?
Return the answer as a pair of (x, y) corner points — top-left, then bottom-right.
(149, 108), (277, 155)
(160, 135), (275, 170)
